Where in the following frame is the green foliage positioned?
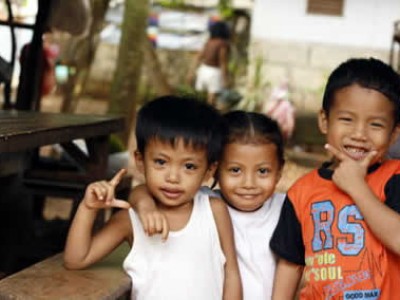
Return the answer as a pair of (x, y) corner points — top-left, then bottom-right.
(218, 0), (234, 18)
(155, 0), (234, 17)
(156, 0), (191, 9)
(109, 134), (126, 153)
(175, 84), (207, 102)
(238, 55), (270, 112)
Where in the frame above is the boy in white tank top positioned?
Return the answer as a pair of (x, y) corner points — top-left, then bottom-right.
(63, 96), (242, 300)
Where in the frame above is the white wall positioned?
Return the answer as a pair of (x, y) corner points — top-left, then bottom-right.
(251, 0), (400, 49)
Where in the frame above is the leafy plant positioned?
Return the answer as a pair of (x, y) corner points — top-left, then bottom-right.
(238, 55), (270, 111)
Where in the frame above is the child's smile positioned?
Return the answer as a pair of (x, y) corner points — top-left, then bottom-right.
(343, 144), (372, 161)
(218, 142), (282, 212)
(319, 83), (399, 165)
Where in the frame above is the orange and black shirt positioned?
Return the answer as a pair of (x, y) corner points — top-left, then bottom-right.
(271, 160), (400, 300)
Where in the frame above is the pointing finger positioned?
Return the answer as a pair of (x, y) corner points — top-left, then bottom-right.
(109, 169), (127, 187)
(325, 144), (347, 161)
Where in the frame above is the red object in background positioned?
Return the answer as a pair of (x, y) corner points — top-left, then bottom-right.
(20, 42), (59, 96)
(264, 82), (296, 140)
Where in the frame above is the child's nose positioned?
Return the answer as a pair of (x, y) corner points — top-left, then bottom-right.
(243, 173), (256, 188)
(351, 123), (368, 140)
(166, 166), (180, 183)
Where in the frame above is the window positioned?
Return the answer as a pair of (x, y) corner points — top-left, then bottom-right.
(307, 0), (344, 16)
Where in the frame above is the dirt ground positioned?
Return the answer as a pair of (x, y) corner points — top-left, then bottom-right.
(39, 94), (316, 221)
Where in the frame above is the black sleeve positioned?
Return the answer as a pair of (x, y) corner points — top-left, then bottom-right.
(270, 196), (305, 265)
(384, 174), (400, 213)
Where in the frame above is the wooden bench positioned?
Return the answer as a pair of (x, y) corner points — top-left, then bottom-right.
(0, 244), (131, 300)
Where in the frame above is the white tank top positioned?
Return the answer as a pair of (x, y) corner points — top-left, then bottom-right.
(228, 193), (285, 300)
(200, 187), (285, 300)
(123, 191), (226, 300)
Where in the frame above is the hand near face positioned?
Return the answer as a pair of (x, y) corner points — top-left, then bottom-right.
(325, 144), (377, 195)
(83, 169), (131, 210)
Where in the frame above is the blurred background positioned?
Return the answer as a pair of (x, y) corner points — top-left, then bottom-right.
(0, 0), (399, 277)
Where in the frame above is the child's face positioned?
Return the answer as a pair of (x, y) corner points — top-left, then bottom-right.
(218, 142), (282, 212)
(319, 83), (400, 166)
(136, 138), (216, 209)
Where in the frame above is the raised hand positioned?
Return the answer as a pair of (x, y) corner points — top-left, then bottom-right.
(324, 144), (377, 195)
(82, 169), (131, 210)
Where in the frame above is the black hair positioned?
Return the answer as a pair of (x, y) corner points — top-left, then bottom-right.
(209, 21), (230, 40)
(223, 110), (285, 167)
(322, 57), (400, 124)
(135, 95), (226, 165)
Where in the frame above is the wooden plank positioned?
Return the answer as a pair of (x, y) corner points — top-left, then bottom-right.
(0, 111), (124, 153)
(0, 244), (131, 300)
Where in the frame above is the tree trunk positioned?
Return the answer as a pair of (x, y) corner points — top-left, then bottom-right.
(143, 39), (173, 96)
(108, 0), (148, 148)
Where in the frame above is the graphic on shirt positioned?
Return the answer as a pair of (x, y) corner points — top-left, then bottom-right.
(311, 201), (365, 255)
(343, 289), (380, 300)
(305, 200), (382, 299)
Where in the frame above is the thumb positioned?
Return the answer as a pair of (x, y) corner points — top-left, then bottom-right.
(112, 199), (131, 209)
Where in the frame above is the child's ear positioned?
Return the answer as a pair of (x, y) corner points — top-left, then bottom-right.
(389, 125), (400, 146)
(318, 109), (329, 134)
(134, 150), (144, 174)
(204, 162), (218, 181)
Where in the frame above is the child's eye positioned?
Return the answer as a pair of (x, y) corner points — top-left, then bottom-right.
(228, 167), (241, 174)
(185, 163), (197, 170)
(338, 117), (352, 122)
(154, 158), (166, 165)
(371, 122), (384, 128)
(258, 168), (270, 175)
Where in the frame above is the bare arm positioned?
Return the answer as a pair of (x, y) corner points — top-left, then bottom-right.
(219, 44), (229, 88)
(272, 258), (304, 300)
(347, 183), (400, 255)
(63, 170), (131, 269)
(128, 184), (169, 240)
(326, 144), (400, 255)
(210, 197), (242, 300)
(187, 48), (204, 85)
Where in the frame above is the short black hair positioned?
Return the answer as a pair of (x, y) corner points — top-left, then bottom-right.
(223, 110), (285, 167)
(135, 95), (226, 164)
(209, 21), (230, 40)
(322, 57), (400, 124)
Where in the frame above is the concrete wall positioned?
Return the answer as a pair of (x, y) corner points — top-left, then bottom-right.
(247, 0), (400, 112)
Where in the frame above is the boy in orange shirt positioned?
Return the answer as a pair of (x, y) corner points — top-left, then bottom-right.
(271, 58), (400, 299)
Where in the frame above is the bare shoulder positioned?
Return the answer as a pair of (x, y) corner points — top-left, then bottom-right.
(209, 196), (229, 214)
(209, 196), (231, 227)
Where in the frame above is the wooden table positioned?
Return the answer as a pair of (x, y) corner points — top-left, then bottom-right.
(0, 110), (125, 183)
(0, 110), (126, 276)
(0, 244), (131, 300)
